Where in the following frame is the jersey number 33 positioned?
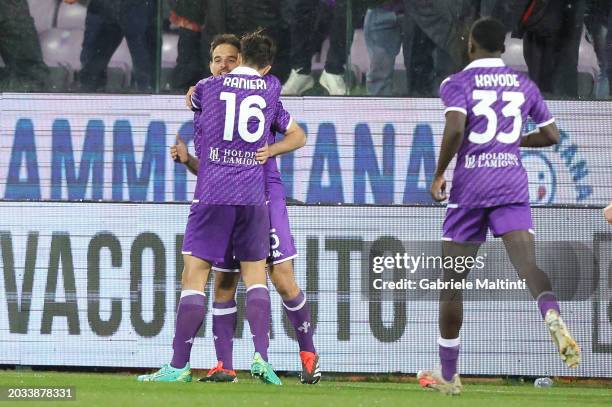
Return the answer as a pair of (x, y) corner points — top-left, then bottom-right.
(469, 90), (525, 145)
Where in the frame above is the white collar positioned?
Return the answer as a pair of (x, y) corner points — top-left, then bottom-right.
(228, 66), (262, 77)
(463, 58), (505, 71)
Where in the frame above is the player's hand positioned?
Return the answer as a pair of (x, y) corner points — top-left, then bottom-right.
(256, 144), (269, 165)
(430, 175), (447, 202)
(171, 133), (189, 164)
(605, 203), (612, 224)
(185, 86), (196, 109)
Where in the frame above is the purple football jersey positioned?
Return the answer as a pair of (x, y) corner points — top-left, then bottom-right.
(439, 58), (554, 208)
(264, 100), (293, 198)
(191, 67), (287, 205)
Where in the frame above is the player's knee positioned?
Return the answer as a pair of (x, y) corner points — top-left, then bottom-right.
(214, 274), (239, 302)
(270, 264), (300, 300)
(181, 261), (209, 288)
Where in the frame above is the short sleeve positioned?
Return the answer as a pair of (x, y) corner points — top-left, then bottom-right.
(193, 111), (202, 159)
(528, 83), (555, 128)
(271, 100), (293, 134)
(190, 79), (207, 111)
(439, 76), (467, 116)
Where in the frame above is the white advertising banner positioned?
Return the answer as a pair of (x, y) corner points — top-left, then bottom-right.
(0, 94), (609, 205)
(0, 202), (610, 377)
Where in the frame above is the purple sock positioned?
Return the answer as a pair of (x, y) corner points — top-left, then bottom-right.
(438, 337), (460, 382)
(537, 291), (561, 319)
(171, 290), (206, 369)
(246, 285), (271, 361)
(283, 291), (316, 353)
(212, 299), (237, 370)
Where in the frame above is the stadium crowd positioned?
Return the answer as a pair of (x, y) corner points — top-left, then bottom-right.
(0, 0), (610, 98)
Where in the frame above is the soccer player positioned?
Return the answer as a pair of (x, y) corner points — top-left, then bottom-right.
(418, 18), (581, 395)
(175, 35), (320, 385)
(138, 30), (294, 384)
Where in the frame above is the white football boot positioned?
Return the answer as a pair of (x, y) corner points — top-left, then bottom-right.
(545, 309), (581, 368)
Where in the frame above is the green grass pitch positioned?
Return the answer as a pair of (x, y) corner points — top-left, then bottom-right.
(1, 371), (611, 407)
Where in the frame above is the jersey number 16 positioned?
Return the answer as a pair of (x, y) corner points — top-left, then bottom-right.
(220, 92), (267, 143)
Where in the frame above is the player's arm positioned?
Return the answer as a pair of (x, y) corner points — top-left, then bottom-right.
(188, 81), (206, 111)
(256, 101), (306, 163)
(431, 111), (466, 201)
(183, 154), (200, 175)
(170, 134), (200, 175)
(268, 121), (306, 156)
(521, 83), (559, 148)
(255, 122), (306, 164)
(605, 203), (612, 224)
(185, 86), (197, 111)
(520, 122), (560, 147)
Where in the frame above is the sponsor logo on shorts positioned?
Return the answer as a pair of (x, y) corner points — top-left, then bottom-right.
(270, 228), (282, 258)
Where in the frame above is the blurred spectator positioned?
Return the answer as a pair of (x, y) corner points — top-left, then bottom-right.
(282, 0), (367, 96)
(0, 0), (49, 91)
(168, 0), (206, 90)
(478, 0), (498, 17)
(401, 0), (477, 96)
(363, 1), (409, 95)
(586, 0), (611, 98)
(170, 0), (290, 91)
(64, 0), (158, 91)
(508, 0), (586, 98)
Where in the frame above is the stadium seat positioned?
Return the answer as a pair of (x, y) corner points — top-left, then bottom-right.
(578, 26), (599, 81)
(56, 1), (87, 30)
(39, 28), (130, 91)
(162, 33), (179, 69)
(39, 28), (84, 69)
(501, 33), (527, 72)
(108, 39), (132, 87)
(28, 0), (59, 33)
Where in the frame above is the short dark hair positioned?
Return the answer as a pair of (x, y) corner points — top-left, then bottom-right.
(240, 29), (276, 69)
(470, 17), (506, 53)
(209, 34), (241, 61)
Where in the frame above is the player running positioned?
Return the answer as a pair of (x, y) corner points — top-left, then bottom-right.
(138, 30), (293, 385)
(174, 34), (320, 385)
(418, 17), (581, 395)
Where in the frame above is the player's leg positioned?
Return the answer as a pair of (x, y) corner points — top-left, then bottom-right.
(79, 1), (123, 91)
(267, 195), (320, 383)
(234, 204), (281, 385)
(137, 254), (211, 382)
(269, 261), (320, 384)
(172, 255), (212, 368)
(491, 203), (580, 368)
(419, 207), (486, 395)
(200, 268), (240, 382)
(241, 260), (281, 385)
(138, 204), (234, 382)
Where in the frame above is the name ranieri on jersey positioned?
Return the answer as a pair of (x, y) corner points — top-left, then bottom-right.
(223, 76), (267, 90)
(464, 152), (519, 169)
